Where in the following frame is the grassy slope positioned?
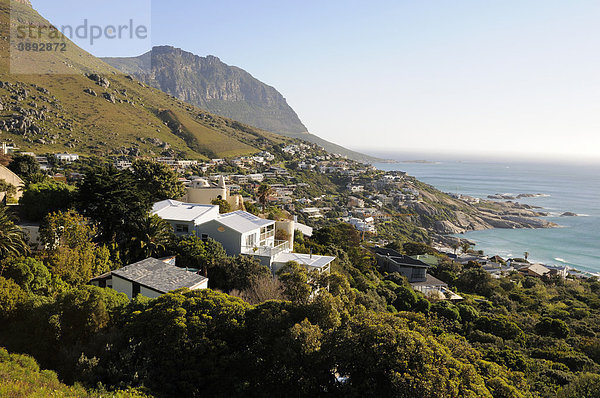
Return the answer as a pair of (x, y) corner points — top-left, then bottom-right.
(0, 0), (286, 159)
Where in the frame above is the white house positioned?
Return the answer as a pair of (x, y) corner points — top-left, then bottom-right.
(55, 153), (79, 162)
(152, 200), (335, 273)
(91, 257), (208, 299)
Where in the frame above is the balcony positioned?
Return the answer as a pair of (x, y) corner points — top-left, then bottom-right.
(242, 240), (290, 258)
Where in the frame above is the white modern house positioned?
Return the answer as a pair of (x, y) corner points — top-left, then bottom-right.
(152, 200), (335, 273)
(91, 257), (208, 299)
(55, 153), (80, 162)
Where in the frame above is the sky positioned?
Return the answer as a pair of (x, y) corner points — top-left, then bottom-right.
(32, 1), (600, 161)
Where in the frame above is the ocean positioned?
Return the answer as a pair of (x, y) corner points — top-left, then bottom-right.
(373, 156), (600, 274)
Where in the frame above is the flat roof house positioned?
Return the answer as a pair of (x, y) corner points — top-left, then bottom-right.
(152, 200), (335, 273)
(91, 257), (208, 299)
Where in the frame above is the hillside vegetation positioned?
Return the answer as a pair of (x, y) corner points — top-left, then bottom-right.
(0, 0), (287, 159)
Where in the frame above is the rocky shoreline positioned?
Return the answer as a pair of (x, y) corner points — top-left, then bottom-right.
(408, 192), (562, 247)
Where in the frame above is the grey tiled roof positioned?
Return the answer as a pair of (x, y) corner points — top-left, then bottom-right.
(410, 274), (448, 287)
(112, 257), (207, 293)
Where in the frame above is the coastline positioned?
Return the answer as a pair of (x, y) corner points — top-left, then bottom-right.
(370, 158), (600, 275)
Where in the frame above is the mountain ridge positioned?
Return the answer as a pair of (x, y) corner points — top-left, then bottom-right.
(102, 46), (381, 162)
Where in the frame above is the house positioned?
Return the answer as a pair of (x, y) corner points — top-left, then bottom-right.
(153, 200), (335, 273)
(0, 165), (24, 203)
(374, 248), (461, 300)
(346, 183), (364, 193)
(152, 200), (220, 235)
(182, 176), (238, 208)
(90, 257), (208, 299)
(519, 263), (551, 278)
(1, 142), (19, 155)
(301, 207), (323, 219)
(375, 248), (429, 282)
(348, 196), (364, 208)
(55, 153), (79, 163)
(347, 217), (376, 233)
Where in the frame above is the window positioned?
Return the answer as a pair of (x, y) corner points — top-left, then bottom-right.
(246, 233), (256, 247)
(132, 282), (141, 297)
(201, 233), (209, 241)
(175, 224), (189, 233)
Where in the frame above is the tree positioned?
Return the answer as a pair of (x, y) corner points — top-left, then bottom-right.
(327, 312), (493, 397)
(0, 257), (51, 295)
(7, 154), (42, 183)
(127, 214), (175, 262)
(0, 276), (27, 320)
(40, 210), (113, 286)
(536, 317), (569, 338)
(211, 198), (231, 214)
(130, 159), (185, 201)
(77, 164), (151, 242)
(257, 184), (274, 212)
(0, 179), (17, 203)
(558, 373), (600, 398)
(20, 180), (76, 221)
(403, 241), (436, 256)
(277, 261), (313, 304)
(39, 210), (95, 250)
(176, 236), (227, 276)
(0, 205), (29, 258)
(451, 242), (459, 255)
(210, 255), (271, 292)
(461, 242), (472, 254)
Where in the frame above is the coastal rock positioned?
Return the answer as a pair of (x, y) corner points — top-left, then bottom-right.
(434, 220), (465, 234)
(560, 212), (577, 217)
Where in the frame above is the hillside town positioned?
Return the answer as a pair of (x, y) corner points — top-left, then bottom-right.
(1, 139), (573, 304)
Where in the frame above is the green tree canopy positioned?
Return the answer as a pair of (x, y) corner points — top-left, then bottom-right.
(20, 180), (76, 221)
(7, 154), (42, 183)
(77, 164), (151, 242)
(0, 257), (51, 295)
(130, 159), (185, 201)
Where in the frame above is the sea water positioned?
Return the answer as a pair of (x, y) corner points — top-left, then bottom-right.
(373, 156), (600, 274)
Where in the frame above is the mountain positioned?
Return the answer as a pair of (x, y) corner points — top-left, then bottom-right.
(0, 0), (288, 159)
(102, 46), (380, 162)
(103, 46), (308, 136)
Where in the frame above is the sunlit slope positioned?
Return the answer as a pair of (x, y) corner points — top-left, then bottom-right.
(0, 0), (285, 158)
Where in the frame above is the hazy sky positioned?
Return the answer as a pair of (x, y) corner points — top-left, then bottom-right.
(33, 1), (600, 160)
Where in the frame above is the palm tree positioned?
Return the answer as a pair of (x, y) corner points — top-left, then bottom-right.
(257, 184), (274, 212)
(0, 205), (29, 258)
(451, 243), (459, 255)
(129, 214), (174, 260)
(461, 242), (471, 255)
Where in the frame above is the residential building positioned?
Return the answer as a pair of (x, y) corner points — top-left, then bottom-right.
(0, 142), (18, 155)
(348, 196), (365, 208)
(519, 263), (551, 278)
(152, 200), (335, 273)
(90, 257), (208, 299)
(374, 248), (461, 300)
(0, 165), (24, 202)
(182, 176), (244, 210)
(55, 153), (79, 163)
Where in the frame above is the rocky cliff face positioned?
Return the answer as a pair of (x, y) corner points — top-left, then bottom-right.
(102, 46), (308, 135)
